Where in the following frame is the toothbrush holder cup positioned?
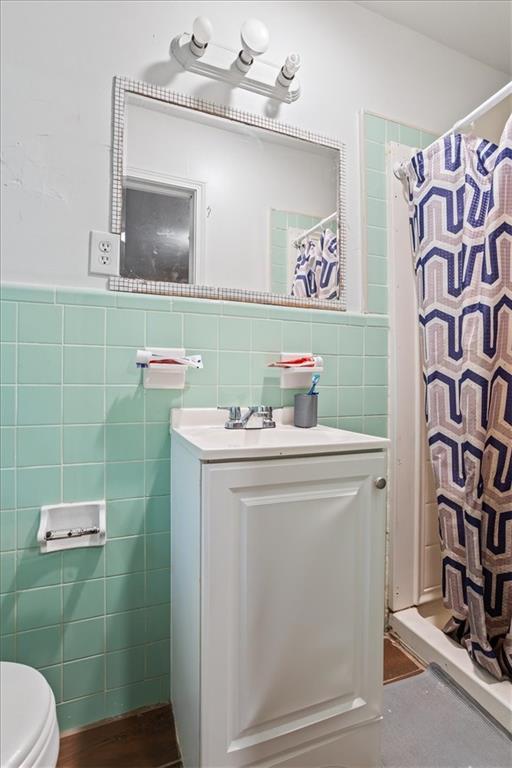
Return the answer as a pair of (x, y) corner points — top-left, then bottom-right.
(294, 393), (318, 428)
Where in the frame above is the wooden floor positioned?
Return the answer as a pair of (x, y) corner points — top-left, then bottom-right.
(57, 636), (424, 767)
(57, 705), (180, 768)
(383, 633), (424, 684)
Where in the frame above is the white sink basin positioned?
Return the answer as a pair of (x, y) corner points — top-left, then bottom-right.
(171, 407), (389, 460)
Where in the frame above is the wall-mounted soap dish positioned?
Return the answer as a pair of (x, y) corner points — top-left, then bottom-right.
(269, 353), (324, 389)
(38, 500), (106, 553)
(136, 348), (203, 389)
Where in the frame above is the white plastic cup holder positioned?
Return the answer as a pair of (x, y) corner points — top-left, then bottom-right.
(137, 347), (194, 390)
(277, 353), (324, 389)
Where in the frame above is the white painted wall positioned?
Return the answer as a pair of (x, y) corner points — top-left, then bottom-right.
(1, 1), (508, 310)
(127, 100), (336, 292)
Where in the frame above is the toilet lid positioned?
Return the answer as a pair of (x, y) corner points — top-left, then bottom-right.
(0, 662), (55, 768)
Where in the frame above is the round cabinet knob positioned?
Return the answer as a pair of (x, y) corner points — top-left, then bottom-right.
(375, 477), (387, 490)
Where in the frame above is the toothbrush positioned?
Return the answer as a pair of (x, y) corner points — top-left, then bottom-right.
(307, 374), (320, 395)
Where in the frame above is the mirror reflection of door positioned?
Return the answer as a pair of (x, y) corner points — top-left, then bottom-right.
(122, 176), (197, 284)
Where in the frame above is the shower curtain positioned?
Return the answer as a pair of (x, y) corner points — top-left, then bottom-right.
(291, 228), (339, 300)
(406, 115), (512, 680)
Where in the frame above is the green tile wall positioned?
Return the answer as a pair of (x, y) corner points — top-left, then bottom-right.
(363, 112), (438, 315)
(0, 283), (388, 731)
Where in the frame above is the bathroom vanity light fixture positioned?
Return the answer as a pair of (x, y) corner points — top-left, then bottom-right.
(170, 16), (301, 102)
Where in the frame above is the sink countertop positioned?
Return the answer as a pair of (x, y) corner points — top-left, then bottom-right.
(170, 407), (389, 461)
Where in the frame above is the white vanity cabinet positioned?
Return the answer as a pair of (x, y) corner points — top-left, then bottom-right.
(170, 410), (388, 768)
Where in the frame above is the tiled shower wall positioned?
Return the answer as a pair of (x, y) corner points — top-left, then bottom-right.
(363, 112), (437, 315)
(0, 283), (388, 731)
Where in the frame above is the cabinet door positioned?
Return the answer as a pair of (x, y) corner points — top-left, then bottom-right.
(201, 452), (386, 767)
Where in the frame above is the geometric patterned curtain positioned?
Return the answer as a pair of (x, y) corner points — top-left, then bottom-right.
(405, 115), (512, 680)
(291, 229), (339, 300)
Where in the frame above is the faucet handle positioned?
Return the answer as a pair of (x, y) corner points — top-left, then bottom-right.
(249, 405), (276, 428)
(251, 405), (274, 417)
(218, 405), (241, 421)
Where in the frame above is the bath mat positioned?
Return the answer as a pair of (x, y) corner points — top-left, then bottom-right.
(382, 664), (511, 767)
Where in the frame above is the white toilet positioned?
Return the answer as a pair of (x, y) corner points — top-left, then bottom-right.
(0, 662), (60, 768)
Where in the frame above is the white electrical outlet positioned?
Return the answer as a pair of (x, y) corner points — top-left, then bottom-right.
(89, 231), (120, 276)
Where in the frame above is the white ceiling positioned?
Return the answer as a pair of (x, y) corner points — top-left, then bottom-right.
(355, 1), (512, 74)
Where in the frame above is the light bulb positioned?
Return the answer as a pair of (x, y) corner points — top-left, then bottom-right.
(277, 52), (301, 87)
(192, 16), (213, 46)
(283, 52), (300, 78)
(236, 18), (270, 72)
(190, 16), (213, 57)
(240, 18), (270, 57)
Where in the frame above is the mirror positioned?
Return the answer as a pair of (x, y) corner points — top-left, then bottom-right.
(111, 78), (345, 309)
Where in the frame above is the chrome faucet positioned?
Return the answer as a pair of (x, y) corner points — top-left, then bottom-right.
(218, 405), (276, 430)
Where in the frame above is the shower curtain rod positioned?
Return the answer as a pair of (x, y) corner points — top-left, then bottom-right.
(393, 80), (512, 182)
(292, 211), (337, 248)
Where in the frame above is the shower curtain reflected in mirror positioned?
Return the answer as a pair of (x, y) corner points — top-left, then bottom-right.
(291, 228), (339, 300)
(406, 116), (512, 680)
